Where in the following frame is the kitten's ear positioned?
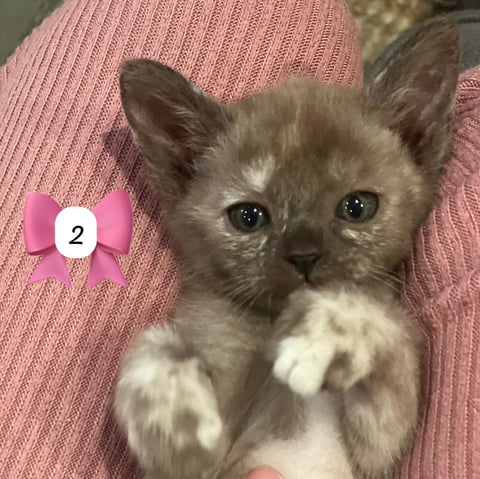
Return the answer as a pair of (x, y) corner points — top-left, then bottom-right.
(366, 22), (459, 178)
(120, 60), (230, 205)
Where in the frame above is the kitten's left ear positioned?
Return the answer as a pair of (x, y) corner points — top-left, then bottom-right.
(366, 22), (459, 178)
(120, 60), (231, 206)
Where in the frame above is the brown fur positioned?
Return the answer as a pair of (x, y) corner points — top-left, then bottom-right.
(114, 23), (459, 479)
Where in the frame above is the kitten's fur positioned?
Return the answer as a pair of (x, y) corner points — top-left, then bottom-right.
(115, 24), (459, 479)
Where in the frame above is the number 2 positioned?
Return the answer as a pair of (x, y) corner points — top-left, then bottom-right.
(69, 225), (84, 245)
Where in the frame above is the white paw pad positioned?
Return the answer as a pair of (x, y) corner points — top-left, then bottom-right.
(273, 336), (336, 396)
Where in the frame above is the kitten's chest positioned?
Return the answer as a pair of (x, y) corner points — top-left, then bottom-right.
(246, 394), (353, 479)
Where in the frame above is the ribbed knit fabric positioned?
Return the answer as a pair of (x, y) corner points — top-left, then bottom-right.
(396, 66), (480, 479)
(0, 1), (362, 477)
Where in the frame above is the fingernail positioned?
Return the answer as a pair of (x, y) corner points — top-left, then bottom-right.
(242, 466), (283, 479)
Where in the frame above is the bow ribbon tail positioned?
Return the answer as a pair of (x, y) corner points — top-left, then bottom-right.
(88, 247), (127, 289)
(29, 249), (71, 287)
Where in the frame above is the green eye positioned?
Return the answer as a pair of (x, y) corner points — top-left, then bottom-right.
(336, 192), (379, 223)
(228, 203), (270, 232)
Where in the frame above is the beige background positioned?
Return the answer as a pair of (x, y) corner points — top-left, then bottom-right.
(0, 0), (62, 64)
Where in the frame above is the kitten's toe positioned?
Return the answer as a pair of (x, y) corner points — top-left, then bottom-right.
(194, 399), (224, 451)
(273, 336), (336, 396)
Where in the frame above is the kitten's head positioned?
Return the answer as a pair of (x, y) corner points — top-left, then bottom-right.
(120, 23), (459, 313)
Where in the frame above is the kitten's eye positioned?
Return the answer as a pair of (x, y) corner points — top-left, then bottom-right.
(228, 203), (270, 232)
(336, 192), (378, 223)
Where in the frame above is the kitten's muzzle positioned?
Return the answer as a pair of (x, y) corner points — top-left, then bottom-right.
(286, 253), (320, 280)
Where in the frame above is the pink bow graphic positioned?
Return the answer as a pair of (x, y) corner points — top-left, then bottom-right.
(23, 190), (133, 288)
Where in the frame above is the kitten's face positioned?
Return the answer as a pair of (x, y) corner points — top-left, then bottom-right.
(119, 23), (458, 313)
(174, 82), (430, 309)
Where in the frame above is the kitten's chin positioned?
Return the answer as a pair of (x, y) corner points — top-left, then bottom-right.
(298, 282), (317, 291)
(220, 274), (324, 315)
(251, 280), (318, 315)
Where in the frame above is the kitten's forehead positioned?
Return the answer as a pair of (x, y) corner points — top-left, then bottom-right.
(244, 155), (276, 192)
(229, 80), (409, 197)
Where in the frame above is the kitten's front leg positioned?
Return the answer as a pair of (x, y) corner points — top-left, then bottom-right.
(271, 287), (421, 479)
(114, 326), (228, 479)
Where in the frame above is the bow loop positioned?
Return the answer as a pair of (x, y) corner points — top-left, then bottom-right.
(23, 193), (61, 254)
(94, 190), (133, 255)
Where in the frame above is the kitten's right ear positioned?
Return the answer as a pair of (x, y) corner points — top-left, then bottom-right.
(120, 60), (230, 206)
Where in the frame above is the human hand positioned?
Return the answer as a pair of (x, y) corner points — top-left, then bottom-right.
(243, 466), (283, 479)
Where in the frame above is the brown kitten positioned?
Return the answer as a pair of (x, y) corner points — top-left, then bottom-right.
(114, 23), (459, 479)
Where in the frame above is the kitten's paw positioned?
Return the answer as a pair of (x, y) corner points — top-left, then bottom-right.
(114, 330), (226, 476)
(272, 288), (398, 396)
(273, 336), (336, 396)
(117, 355), (223, 452)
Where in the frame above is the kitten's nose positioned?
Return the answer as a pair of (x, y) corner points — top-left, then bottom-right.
(286, 253), (320, 279)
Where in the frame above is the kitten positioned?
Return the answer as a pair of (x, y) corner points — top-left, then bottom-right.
(114, 23), (459, 479)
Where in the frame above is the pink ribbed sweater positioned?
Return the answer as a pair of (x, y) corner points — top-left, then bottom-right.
(0, 0), (361, 477)
(397, 67), (480, 478)
(1, 0), (479, 478)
